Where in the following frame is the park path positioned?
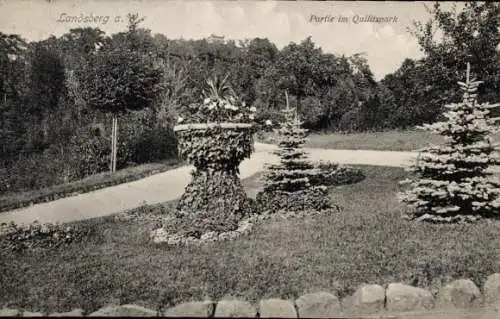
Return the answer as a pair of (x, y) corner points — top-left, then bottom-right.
(0, 143), (447, 225)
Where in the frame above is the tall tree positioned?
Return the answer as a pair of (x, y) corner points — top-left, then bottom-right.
(274, 37), (323, 116)
(0, 32), (28, 163)
(409, 2), (500, 119)
(25, 37), (67, 151)
(80, 13), (164, 172)
(400, 64), (500, 222)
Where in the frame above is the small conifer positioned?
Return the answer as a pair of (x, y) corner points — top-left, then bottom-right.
(257, 93), (329, 212)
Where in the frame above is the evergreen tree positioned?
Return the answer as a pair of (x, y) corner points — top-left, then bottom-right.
(400, 64), (500, 222)
(257, 94), (329, 212)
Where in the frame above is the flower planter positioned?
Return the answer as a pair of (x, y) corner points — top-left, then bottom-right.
(174, 122), (254, 169)
(169, 122), (255, 238)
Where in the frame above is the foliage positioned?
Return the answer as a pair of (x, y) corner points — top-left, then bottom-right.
(388, 2), (500, 127)
(169, 169), (254, 238)
(171, 125), (254, 236)
(0, 221), (91, 252)
(256, 188), (330, 212)
(257, 105), (330, 211)
(80, 42), (163, 114)
(176, 125), (253, 170)
(177, 75), (257, 124)
(312, 161), (366, 187)
(400, 68), (500, 222)
(0, 145), (75, 194)
(78, 15), (163, 115)
(68, 132), (111, 178)
(0, 114), (179, 195)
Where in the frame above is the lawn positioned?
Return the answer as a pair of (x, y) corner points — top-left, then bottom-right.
(1, 165), (499, 315)
(0, 158), (182, 213)
(259, 129), (500, 151)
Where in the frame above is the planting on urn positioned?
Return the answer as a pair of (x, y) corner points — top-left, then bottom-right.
(157, 75), (258, 241)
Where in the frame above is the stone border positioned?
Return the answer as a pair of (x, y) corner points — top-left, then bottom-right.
(3, 273), (499, 317)
(150, 209), (327, 245)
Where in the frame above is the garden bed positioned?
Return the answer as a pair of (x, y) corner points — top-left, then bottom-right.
(0, 165), (499, 315)
(0, 158), (182, 213)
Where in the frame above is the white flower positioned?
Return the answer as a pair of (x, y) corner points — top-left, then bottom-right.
(207, 103), (215, 110)
(472, 30), (480, 38)
(224, 103), (238, 111)
(203, 98), (211, 104)
(177, 117), (184, 123)
(265, 119), (273, 126)
(242, 101), (246, 107)
(250, 106), (257, 112)
(249, 114), (255, 120)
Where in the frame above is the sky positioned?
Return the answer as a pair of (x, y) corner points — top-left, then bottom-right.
(0, 0), (464, 80)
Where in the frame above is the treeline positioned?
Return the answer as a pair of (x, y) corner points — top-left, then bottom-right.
(0, 2), (498, 193)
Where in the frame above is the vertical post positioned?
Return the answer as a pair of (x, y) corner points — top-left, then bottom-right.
(285, 90), (289, 110)
(466, 62), (470, 84)
(285, 90), (292, 123)
(110, 116), (116, 173)
(110, 117), (114, 173)
(113, 117), (118, 173)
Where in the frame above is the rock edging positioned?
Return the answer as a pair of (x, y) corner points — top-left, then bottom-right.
(150, 209), (328, 245)
(2, 273), (500, 317)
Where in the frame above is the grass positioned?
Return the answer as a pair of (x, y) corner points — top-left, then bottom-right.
(0, 158), (183, 213)
(1, 165), (499, 315)
(259, 130), (500, 151)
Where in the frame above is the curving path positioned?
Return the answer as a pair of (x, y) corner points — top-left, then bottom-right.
(0, 143), (496, 226)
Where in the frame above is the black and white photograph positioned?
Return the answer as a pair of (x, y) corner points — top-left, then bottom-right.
(0, 0), (499, 317)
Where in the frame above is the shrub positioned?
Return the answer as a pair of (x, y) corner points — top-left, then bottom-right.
(131, 124), (178, 164)
(256, 187), (330, 212)
(68, 133), (111, 179)
(312, 161), (366, 187)
(0, 221), (92, 252)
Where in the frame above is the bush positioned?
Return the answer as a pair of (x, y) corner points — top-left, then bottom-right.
(0, 116), (179, 195)
(68, 133), (111, 179)
(256, 187), (330, 212)
(312, 161), (366, 187)
(131, 124), (178, 164)
(0, 145), (76, 194)
(0, 221), (92, 252)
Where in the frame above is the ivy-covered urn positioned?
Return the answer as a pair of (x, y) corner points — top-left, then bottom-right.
(170, 75), (257, 238)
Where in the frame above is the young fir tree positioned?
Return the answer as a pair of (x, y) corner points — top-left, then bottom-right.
(400, 63), (500, 222)
(257, 96), (329, 212)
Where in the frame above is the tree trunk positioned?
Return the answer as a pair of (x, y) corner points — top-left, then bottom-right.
(110, 115), (118, 173)
(113, 117), (118, 173)
(110, 116), (114, 173)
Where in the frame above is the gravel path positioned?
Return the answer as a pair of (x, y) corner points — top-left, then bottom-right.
(0, 143), (492, 225)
